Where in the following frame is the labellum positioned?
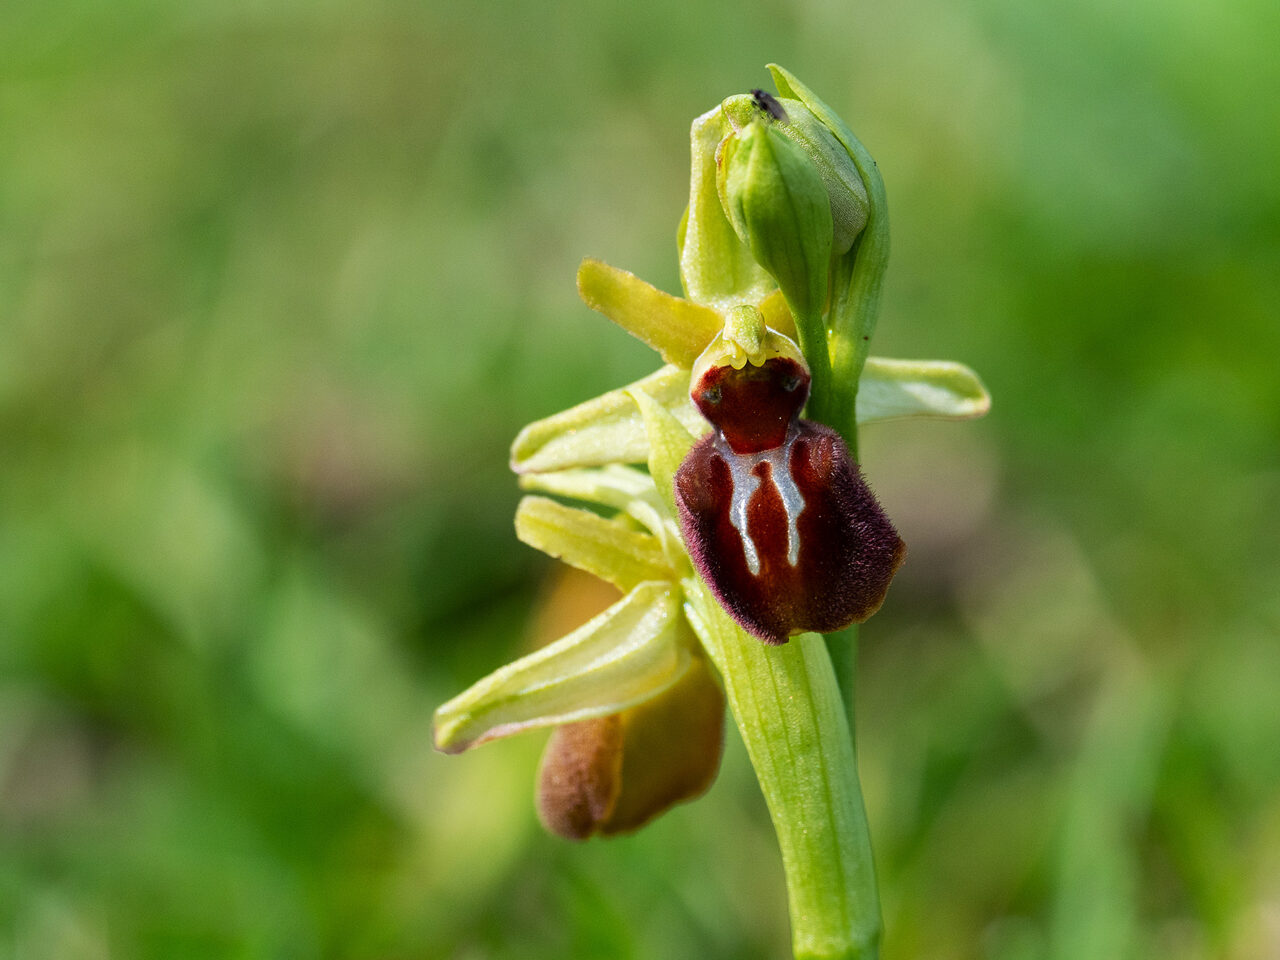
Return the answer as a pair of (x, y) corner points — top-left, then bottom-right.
(675, 330), (906, 643)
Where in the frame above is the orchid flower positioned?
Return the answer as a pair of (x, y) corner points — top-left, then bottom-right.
(434, 65), (989, 960)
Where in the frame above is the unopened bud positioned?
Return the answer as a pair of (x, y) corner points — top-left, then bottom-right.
(717, 118), (832, 328)
(723, 93), (869, 254)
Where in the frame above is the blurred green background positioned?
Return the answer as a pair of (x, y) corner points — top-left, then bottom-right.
(3, 0), (1278, 957)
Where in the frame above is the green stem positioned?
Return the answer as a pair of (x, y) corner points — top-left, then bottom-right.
(796, 304), (836, 423)
(827, 179), (888, 439)
(687, 580), (881, 960)
(823, 624), (859, 738)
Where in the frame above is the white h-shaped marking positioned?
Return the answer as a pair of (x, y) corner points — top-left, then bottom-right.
(716, 429), (805, 576)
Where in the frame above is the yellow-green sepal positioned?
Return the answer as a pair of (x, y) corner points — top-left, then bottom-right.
(515, 495), (673, 592)
(433, 582), (691, 754)
(857, 357), (992, 423)
(679, 106), (777, 308)
(578, 258), (723, 368)
(510, 365), (708, 474)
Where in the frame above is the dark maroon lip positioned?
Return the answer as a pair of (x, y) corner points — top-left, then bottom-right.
(677, 352), (904, 643)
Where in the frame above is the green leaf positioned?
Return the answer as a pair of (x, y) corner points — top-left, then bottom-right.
(515, 495), (673, 591)
(510, 365), (709, 474)
(433, 582), (690, 754)
(578, 258), (723, 368)
(856, 357), (992, 423)
(679, 106), (776, 308)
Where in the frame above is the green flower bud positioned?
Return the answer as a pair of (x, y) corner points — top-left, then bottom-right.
(723, 92), (869, 255)
(717, 117), (832, 357)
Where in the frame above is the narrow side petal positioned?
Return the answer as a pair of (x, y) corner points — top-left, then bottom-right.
(433, 582), (690, 754)
(628, 386), (698, 517)
(578, 259), (723, 368)
(515, 496), (673, 592)
(510, 365), (708, 474)
(856, 357), (992, 424)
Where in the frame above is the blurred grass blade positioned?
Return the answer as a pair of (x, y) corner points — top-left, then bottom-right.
(1049, 667), (1169, 960)
(434, 582), (690, 754)
(857, 357), (991, 423)
(578, 258), (723, 368)
(511, 365), (708, 474)
(515, 495), (673, 591)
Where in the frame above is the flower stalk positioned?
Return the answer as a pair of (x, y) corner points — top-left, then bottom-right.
(635, 361), (881, 960)
(689, 587), (881, 960)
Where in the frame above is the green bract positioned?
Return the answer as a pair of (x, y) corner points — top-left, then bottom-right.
(434, 65), (991, 960)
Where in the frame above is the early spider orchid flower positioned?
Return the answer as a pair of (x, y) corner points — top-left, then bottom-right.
(433, 261), (984, 836)
(434, 64), (990, 959)
(677, 318), (904, 643)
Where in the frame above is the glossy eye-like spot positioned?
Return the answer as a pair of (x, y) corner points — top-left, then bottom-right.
(702, 386), (722, 405)
(782, 375), (801, 392)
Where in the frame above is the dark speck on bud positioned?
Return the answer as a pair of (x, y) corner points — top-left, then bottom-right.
(750, 88), (787, 121)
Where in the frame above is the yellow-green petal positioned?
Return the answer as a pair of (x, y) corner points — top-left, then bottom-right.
(518, 466), (685, 568)
(578, 258), (723, 368)
(433, 581), (691, 754)
(515, 496), (673, 592)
